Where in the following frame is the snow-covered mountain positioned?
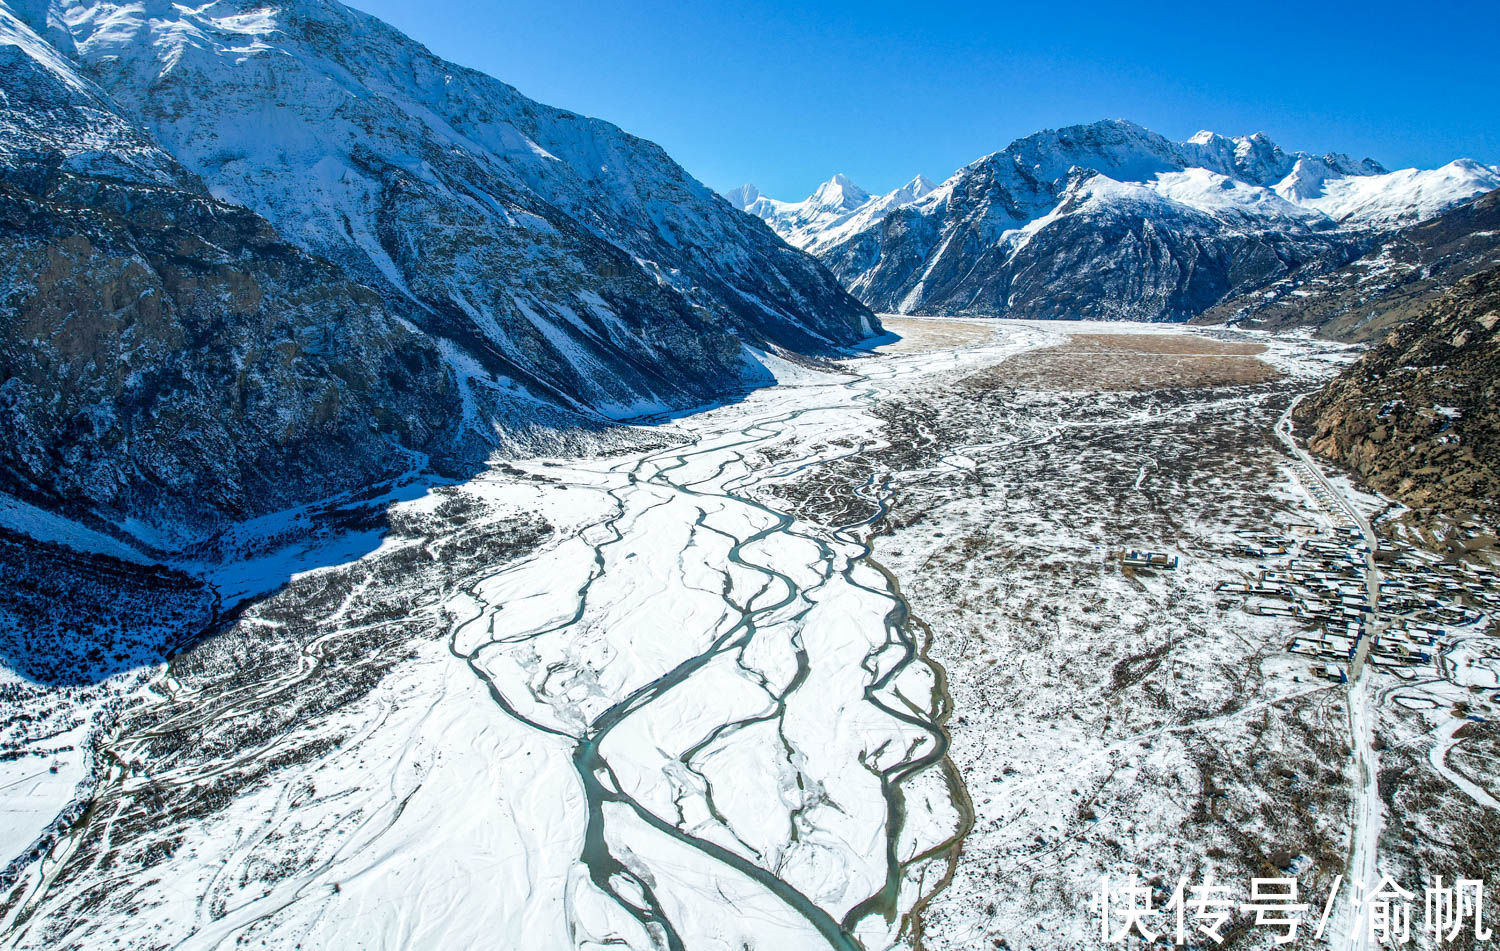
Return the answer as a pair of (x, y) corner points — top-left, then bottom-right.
(1198, 186), (1500, 341)
(9, 0), (876, 413)
(0, 0), (878, 545)
(0, 0), (483, 546)
(743, 120), (1500, 320)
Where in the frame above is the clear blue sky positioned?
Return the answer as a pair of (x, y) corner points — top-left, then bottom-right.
(351, 0), (1500, 200)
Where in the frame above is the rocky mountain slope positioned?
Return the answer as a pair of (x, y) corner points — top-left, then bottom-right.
(1198, 187), (1500, 342)
(0, 0), (878, 551)
(744, 120), (1500, 321)
(12, 0), (875, 422)
(1294, 265), (1500, 528)
(1, 2), (467, 549)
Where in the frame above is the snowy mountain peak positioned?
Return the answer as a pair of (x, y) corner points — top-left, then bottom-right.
(904, 173), (937, 196)
(1321, 152), (1387, 176)
(723, 183), (760, 209)
(1274, 156), (1341, 202)
(808, 173), (869, 211)
(793, 119), (1500, 319)
(1229, 132), (1296, 183)
(727, 170), (941, 254)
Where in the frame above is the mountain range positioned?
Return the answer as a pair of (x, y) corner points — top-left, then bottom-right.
(731, 120), (1500, 321)
(0, 0), (876, 548)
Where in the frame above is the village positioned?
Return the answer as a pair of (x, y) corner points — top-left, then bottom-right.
(1120, 455), (1500, 708)
(1212, 514), (1499, 703)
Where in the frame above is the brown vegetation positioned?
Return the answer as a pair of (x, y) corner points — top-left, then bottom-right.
(965, 333), (1277, 392)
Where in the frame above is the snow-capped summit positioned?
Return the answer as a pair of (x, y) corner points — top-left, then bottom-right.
(1274, 155), (1351, 203)
(1322, 152), (1387, 177)
(1288, 157), (1500, 226)
(808, 173), (870, 212)
(891, 174), (938, 204)
(1231, 131), (1292, 184)
(723, 183), (760, 208)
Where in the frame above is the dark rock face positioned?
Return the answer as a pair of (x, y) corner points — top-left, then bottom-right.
(1199, 189), (1500, 343)
(1294, 267), (1500, 526)
(0, 165), (464, 544)
(0, 5), (469, 544)
(829, 185), (1356, 322)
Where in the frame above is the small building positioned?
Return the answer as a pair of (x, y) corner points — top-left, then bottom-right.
(1124, 550), (1178, 571)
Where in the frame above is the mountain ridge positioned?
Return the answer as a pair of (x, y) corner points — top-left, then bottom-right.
(1196, 187), (1500, 342)
(738, 119), (1500, 321)
(0, 0), (881, 550)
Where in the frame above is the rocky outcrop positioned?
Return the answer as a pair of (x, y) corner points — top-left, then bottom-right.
(1293, 267), (1500, 526)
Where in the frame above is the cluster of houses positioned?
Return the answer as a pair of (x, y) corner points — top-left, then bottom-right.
(1218, 524), (1497, 684)
(1218, 526), (1373, 681)
(1374, 546), (1497, 670)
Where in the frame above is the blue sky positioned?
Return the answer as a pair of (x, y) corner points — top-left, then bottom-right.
(352, 0), (1500, 200)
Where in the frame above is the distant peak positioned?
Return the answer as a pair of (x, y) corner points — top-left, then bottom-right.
(890, 174), (937, 202)
(1319, 153), (1387, 177)
(723, 183), (760, 210)
(1235, 131), (1284, 155)
(809, 173), (870, 210)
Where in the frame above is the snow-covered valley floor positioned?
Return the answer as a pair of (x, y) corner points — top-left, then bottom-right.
(2, 319), (1497, 950)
